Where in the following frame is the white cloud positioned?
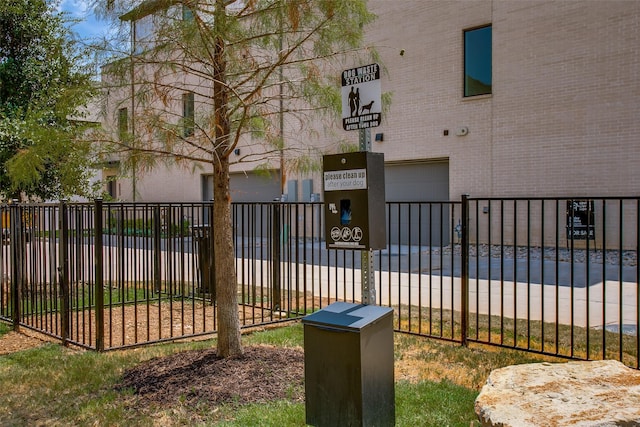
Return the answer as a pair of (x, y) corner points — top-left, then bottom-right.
(59, 0), (90, 16)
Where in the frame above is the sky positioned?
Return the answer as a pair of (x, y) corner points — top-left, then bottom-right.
(59, 0), (112, 42)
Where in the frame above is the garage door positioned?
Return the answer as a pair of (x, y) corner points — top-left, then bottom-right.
(201, 172), (280, 237)
(202, 172), (281, 202)
(384, 161), (450, 246)
(230, 172), (281, 202)
(385, 161), (449, 202)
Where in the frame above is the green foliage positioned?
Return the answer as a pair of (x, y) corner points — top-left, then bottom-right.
(99, 0), (377, 176)
(0, 0), (96, 200)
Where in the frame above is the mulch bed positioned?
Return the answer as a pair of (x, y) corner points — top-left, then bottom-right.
(0, 330), (56, 355)
(115, 345), (305, 406)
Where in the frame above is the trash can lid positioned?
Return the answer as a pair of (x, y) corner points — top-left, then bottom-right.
(302, 302), (393, 331)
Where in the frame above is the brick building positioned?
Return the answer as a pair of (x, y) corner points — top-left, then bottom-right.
(101, 0), (640, 203)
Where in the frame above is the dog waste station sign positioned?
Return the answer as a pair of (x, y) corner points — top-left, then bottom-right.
(341, 63), (382, 131)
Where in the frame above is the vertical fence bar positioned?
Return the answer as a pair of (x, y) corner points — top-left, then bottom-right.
(461, 194), (469, 346)
(474, 200), (479, 340)
(540, 199), (545, 352)
(272, 203), (281, 312)
(153, 205), (161, 293)
(618, 199), (624, 361)
(637, 199), (640, 369)
(601, 201), (607, 360)
(490, 199), (493, 342)
(636, 198), (639, 369)
(59, 200), (70, 345)
(527, 200), (531, 349)
(500, 199), (505, 345)
(513, 199), (518, 347)
(540, 199), (546, 352)
(10, 200), (22, 330)
(94, 199), (105, 351)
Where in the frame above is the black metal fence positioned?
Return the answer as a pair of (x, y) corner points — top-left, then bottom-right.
(0, 197), (638, 368)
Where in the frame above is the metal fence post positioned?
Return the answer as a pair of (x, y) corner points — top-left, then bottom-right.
(94, 199), (105, 351)
(153, 205), (161, 293)
(59, 200), (70, 345)
(9, 200), (22, 331)
(272, 203), (281, 312)
(460, 194), (470, 346)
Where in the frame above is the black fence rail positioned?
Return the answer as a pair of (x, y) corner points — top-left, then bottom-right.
(464, 196), (639, 367)
(0, 197), (638, 368)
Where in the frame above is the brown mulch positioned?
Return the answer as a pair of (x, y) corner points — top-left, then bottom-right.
(115, 345), (305, 407)
(0, 328), (306, 408)
(0, 330), (56, 355)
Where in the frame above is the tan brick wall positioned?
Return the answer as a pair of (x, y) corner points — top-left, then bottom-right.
(365, 0), (640, 199)
(103, 1), (640, 203)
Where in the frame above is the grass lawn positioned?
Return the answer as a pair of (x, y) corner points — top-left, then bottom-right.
(0, 321), (563, 426)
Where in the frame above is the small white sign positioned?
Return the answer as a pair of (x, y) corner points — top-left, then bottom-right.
(323, 169), (367, 191)
(341, 63), (382, 131)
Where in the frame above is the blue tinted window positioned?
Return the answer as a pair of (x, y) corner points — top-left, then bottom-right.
(464, 26), (492, 97)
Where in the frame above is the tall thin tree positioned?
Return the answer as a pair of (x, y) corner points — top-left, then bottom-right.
(97, 0), (377, 357)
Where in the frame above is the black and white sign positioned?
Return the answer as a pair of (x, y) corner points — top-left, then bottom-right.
(329, 226), (365, 248)
(566, 200), (595, 240)
(323, 168), (367, 191)
(341, 63), (382, 131)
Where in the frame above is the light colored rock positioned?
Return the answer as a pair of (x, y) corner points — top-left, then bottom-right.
(475, 360), (640, 427)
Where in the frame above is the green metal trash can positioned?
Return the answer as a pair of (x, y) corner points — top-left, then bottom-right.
(302, 302), (395, 427)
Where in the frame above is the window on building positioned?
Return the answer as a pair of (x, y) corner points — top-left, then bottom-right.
(133, 14), (155, 54)
(464, 25), (492, 97)
(118, 108), (128, 141)
(107, 178), (117, 199)
(183, 92), (195, 137)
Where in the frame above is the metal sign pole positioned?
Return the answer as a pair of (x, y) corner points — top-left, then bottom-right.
(359, 128), (375, 305)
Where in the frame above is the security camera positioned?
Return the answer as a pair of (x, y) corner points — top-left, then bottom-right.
(456, 127), (469, 136)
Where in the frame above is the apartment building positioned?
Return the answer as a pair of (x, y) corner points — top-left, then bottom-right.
(101, 0), (640, 204)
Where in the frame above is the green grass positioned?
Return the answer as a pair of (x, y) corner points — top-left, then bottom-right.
(12, 283), (184, 317)
(0, 321), (558, 426)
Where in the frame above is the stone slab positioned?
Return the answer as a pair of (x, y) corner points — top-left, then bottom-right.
(475, 360), (640, 426)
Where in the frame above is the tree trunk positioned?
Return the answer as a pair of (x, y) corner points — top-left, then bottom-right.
(213, 156), (242, 358)
(212, 0), (242, 358)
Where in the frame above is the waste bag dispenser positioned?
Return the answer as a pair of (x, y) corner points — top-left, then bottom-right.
(323, 152), (385, 250)
(303, 302), (395, 426)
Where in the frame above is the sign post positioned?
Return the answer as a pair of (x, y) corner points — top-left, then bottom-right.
(338, 64), (382, 305)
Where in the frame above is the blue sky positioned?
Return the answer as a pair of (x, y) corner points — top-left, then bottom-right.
(59, 0), (111, 41)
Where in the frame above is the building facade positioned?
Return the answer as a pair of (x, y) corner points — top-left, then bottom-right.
(101, 0), (640, 204)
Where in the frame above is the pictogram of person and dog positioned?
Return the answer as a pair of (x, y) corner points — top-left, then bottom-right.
(348, 86), (375, 117)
